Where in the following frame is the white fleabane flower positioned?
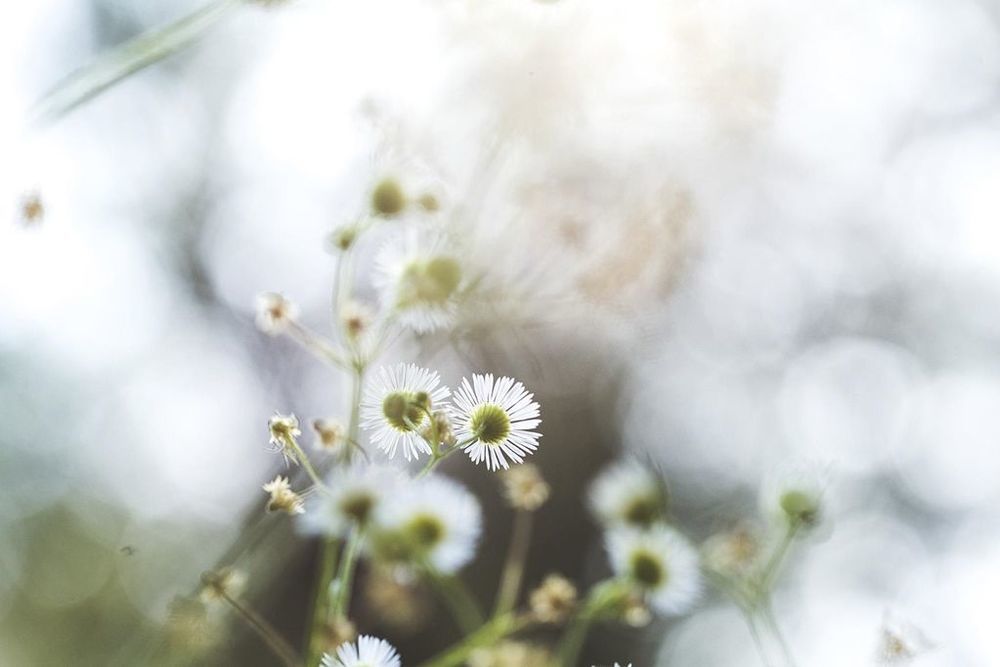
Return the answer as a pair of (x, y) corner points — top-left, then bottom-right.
(760, 463), (828, 529)
(255, 292), (299, 335)
(360, 364), (451, 460)
(267, 412), (302, 465)
(588, 459), (667, 530)
(372, 474), (482, 574)
(298, 463), (403, 538)
(453, 374), (541, 471)
(606, 525), (701, 616)
(321, 635), (401, 667)
(376, 234), (463, 333)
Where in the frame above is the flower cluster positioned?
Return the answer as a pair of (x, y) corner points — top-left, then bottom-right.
(360, 364), (542, 471)
(587, 459), (701, 620)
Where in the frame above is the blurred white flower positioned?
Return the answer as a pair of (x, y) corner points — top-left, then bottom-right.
(588, 459), (667, 530)
(372, 474), (482, 574)
(321, 634), (401, 667)
(375, 233), (464, 334)
(453, 374), (541, 471)
(606, 525), (701, 616)
(360, 363), (450, 460)
(298, 463), (402, 538)
(255, 292), (299, 335)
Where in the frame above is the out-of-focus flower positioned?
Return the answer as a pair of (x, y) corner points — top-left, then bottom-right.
(364, 566), (431, 633)
(876, 614), (933, 664)
(322, 635), (401, 667)
(165, 596), (220, 655)
(360, 364), (450, 460)
(267, 412), (303, 465)
(312, 418), (347, 453)
(588, 459), (668, 530)
(370, 177), (407, 218)
(500, 463), (550, 511)
(701, 525), (761, 579)
(606, 525), (701, 616)
(18, 191), (44, 226)
(469, 640), (554, 667)
(529, 574), (577, 623)
(761, 464), (827, 530)
(262, 476), (305, 515)
(453, 374), (541, 471)
(329, 222), (360, 252)
(298, 463), (402, 538)
(255, 292), (299, 335)
(376, 234), (464, 333)
(198, 568), (247, 603)
(371, 474), (482, 574)
(340, 300), (375, 342)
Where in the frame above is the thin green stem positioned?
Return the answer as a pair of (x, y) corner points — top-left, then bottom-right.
(331, 526), (364, 618)
(304, 537), (340, 666)
(761, 600), (797, 667)
(33, 0), (244, 123)
(743, 609), (775, 667)
(557, 605), (595, 667)
(493, 509), (533, 617)
(759, 523), (799, 594)
(220, 591), (301, 667)
(287, 439), (326, 491)
(423, 564), (485, 635)
(416, 614), (526, 667)
(286, 321), (350, 371)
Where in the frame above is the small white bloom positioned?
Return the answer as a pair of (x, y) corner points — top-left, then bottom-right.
(267, 412), (302, 465)
(606, 524), (701, 616)
(321, 634), (401, 667)
(452, 374), (541, 471)
(360, 364), (451, 460)
(372, 474), (482, 574)
(262, 476), (305, 515)
(760, 463), (828, 529)
(376, 233), (464, 333)
(588, 459), (667, 530)
(255, 292), (299, 335)
(298, 463), (403, 538)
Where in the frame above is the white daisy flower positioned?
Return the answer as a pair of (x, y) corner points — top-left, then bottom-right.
(298, 463), (403, 538)
(375, 233), (464, 334)
(371, 474), (482, 574)
(360, 364), (451, 461)
(588, 459), (668, 530)
(321, 635), (401, 667)
(760, 463), (828, 529)
(606, 524), (702, 616)
(452, 374), (541, 471)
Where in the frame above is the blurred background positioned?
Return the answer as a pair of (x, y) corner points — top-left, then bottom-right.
(3, 0), (1000, 665)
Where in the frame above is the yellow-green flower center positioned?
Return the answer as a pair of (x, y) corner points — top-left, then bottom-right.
(405, 513), (446, 549)
(622, 495), (663, 528)
(469, 404), (511, 444)
(382, 391), (430, 432)
(779, 490), (819, 526)
(397, 256), (462, 308)
(371, 178), (406, 217)
(339, 492), (375, 525)
(629, 549), (666, 588)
